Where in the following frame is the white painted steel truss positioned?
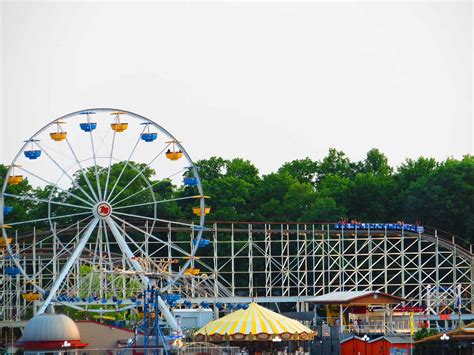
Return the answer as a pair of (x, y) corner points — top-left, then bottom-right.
(1, 222), (472, 321)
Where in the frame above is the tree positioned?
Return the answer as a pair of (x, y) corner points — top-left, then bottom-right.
(400, 156), (474, 239)
(194, 157), (228, 181)
(357, 148), (393, 176)
(282, 182), (318, 221)
(344, 173), (396, 222)
(278, 158), (319, 185)
(395, 157), (438, 191)
(316, 148), (357, 183)
(253, 172), (297, 220)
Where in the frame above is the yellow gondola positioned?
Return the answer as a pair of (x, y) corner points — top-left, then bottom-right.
(50, 121), (67, 141)
(138, 311), (155, 318)
(166, 151), (183, 160)
(184, 268), (200, 276)
(0, 238), (12, 247)
(8, 175), (23, 185)
(165, 140), (183, 161)
(110, 111), (128, 132)
(22, 292), (40, 301)
(192, 207), (211, 216)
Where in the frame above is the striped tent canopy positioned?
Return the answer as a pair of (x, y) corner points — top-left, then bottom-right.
(194, 303), (314, 342)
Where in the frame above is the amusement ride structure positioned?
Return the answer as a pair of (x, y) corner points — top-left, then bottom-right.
(0, 108), (209, 332)
(0, 109), (473, 335)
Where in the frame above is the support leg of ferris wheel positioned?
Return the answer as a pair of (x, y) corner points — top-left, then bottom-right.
(37, 218), (99, 314)
(105, 216), (180, 332)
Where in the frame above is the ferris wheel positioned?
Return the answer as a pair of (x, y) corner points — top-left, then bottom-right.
(0, 108), (209, 329)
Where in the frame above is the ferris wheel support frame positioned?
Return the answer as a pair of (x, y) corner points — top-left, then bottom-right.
(106, 216), (178, 331)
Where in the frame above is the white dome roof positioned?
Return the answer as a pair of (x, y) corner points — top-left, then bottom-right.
(22, 312), (80, 341)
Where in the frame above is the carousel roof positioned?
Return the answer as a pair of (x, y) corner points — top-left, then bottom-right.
(195, 302), (313, 340)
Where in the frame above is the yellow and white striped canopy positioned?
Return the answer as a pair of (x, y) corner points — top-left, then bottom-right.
(195, 303), (314, 341)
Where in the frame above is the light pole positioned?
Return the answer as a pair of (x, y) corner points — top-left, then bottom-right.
(440, 333), (449, 355)
(362, 334), (370, 355)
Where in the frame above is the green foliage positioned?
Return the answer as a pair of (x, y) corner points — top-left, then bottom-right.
(278, 158), (319, 185)
(1, 151), (473, 243)
(413, 327), (438, 341)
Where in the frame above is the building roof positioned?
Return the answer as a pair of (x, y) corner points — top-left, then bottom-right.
(416, 322), (474, 343)
(21, 312), (80, 341)
(195, 302), (314, 341)
(341, 335), (413, 344)
(306, 291), (404, 305)
(15, 307), (87, 350)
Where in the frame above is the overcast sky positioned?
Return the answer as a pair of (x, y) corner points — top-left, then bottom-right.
(1, 1), (472, 175)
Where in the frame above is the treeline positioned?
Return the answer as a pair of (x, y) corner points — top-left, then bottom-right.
(1, 148), (473, 243)
(194, 149), (473, 243)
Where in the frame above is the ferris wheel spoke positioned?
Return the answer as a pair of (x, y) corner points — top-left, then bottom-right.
(16, 167), (94, 207)
(59, 128), (100, 202)
(110, 215), (194, 258)
(11, 216), (93, 259)
(105, 125), (146, 201)
(107, 144), (170, 204)
(103, 131), (117, 201)
(104, 216), (179, 331)
(104, 217), (148, 284)
(101, 220), (118, 297)
(31, 237), (85, 281)
(112, 178), (172, 207)
(113, 195), (204, 210)
(2, 193), (91, 211)
(112, 210), (206, 230)
(85, 227), (101, 303)
(37, 218), (99, 314)
(33, 142), (97, 204)
(84, 114), (103, 201)
(7, 211), (91, 227)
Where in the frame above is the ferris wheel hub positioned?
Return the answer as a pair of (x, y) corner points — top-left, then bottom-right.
(93, 201), (112, 219)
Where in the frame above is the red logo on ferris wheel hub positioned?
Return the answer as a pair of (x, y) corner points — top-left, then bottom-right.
(97, 203), (112, 217)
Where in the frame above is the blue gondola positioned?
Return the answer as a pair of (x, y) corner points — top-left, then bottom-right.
(130, 296), (137, 302)
(79, 111), (97, 132)
(200, 301), (210, 309)
(24, 150), (42, 160)
(3, 206), (13, 215)
(4, 267), (21, 276)
(165, 294), (180, 303)
(183, 177), (198, 186)
(141, 132), (158, 142)
(140, 122), (158, 142)
(193, 238), (210, 248)
(79, 122), (97, 132)
(183, 300), (192, 309)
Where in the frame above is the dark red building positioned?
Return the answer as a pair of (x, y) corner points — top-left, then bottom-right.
(341, 335), (413, 355)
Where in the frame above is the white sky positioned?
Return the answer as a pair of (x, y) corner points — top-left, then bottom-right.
(1, 1), (473, 175)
